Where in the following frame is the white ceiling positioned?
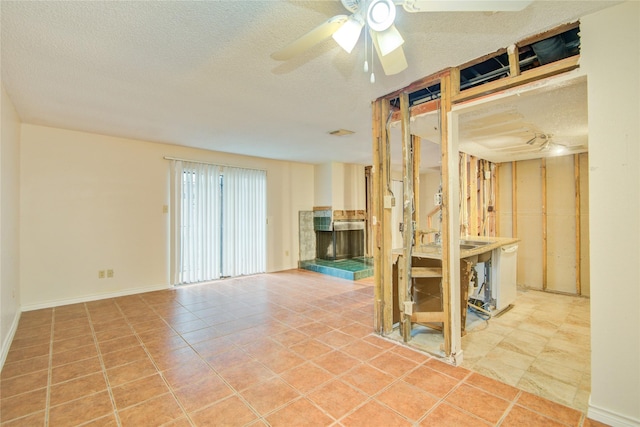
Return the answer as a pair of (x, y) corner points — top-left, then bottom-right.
(0, 1), (616, 166)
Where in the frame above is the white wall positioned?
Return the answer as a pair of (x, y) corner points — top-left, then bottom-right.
(314, 162), (366, 210)
(582, 2), (640, 425)
(0, 85), (22, 365)
(19, 124), (314, 309)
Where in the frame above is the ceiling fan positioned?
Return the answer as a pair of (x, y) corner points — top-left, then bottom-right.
(271, 0), (533, 78)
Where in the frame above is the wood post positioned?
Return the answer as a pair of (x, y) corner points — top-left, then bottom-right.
(574, 154), (581, 295)
(371, 100), (383, 333)
(512, 161), (517, 238)
(469, 156), (478, 237)
(541, 158), (548, 291)
(400, 92), (413, 341)
(440, 71), (456, 358)
(381, 101), (393, 333)
(413, 135), (421, 239)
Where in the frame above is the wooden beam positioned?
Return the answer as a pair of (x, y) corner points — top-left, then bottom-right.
(541, 158), (547, 291)
(411, 312), (445, 323)
(469, 156), (478, 237)
(575, 154), (582, 296)
(390, 98), (439, 123)
(412, 267), (443, 278)
(512, 161), (517, 238)
(382, 69), (449, 101)
(453, 56), (580, 104)
(517, 21), (579, 48)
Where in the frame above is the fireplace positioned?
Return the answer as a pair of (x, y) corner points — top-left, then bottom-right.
(316, 227), (364, 260)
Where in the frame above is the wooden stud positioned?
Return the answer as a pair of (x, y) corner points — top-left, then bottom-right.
(450, 67), (461, 97)
(413, 135), (421, 242)
(512, 161), (517, 238)
(453, 56), (579, 104)
(460, 153), (468, 236)
(371, 100), (383, 333)
(469, 156), (478, 237)
(400, 92), (413, 342)
(541, 158), (548, 291)
(440, 71), (454, 357)
(495, 164), (500, 236)
(508, 44), (521, 77)
(381, 100), (394, 334)
(574, 154), (582, 295)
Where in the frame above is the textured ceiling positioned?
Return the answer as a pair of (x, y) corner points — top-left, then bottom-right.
(0, 1), (616, 166)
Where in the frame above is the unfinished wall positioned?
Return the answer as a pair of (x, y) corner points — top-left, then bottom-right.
(20, 124), (315, 309)
(515, 159), (544, 289)
(498, 155), (589, 294)
(0, 85), (22, 366)
(582, 1), (640, 424)
(546, 155), (577, 294)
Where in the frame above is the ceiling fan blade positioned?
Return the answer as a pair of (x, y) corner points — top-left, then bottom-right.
(371, 32), (408, 75)
(402, 0), (533, 13)
(271, 15), (349, 61)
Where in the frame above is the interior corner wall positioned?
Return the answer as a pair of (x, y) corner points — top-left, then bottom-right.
(515, 159), (543, 289)
(19, 124), (314, 309)
(581, 1), (640, 425)
(314, 162), (333, 207)
(314, 162), (366, 210)
(1, 85), (22, 366)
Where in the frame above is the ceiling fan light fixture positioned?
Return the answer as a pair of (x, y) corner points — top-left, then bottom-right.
(367, 0), (396, 32)
(374, 24), (404, 56)
(332, 15), (364, 53)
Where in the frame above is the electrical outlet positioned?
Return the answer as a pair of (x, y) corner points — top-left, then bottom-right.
(107, 269), (114, 278)
(98, 270), (106, 279)
(285, 251), (289, 257)
(162, 205), (168, 214)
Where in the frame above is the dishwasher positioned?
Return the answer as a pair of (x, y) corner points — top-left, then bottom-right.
(492, 244), (518, 311)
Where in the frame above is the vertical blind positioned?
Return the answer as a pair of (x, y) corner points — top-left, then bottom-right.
(170, 160), (266, 285)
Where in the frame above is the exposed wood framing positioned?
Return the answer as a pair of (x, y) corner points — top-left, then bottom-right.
(512, 161), (517, 237)
(574, 154), (582, 295)
(460, 153), (468, 236)
(365, 166), (373, 257)
(469, 156), (478, 237)
(372, 100), (383, 333)
(452, 56), (579, 104)
(517, 21), (579, 47)
(541, 158), (548, 291)
(381, 100), (393, 333)
(495, 164), (500, 236)
(413, 135), (421, 239)
(400, 92), (414, 341)
(508, 44), (521, 77)
(440, 72), (455, 358)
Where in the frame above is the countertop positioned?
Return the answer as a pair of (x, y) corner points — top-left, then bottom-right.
(394, 236), (520, 260)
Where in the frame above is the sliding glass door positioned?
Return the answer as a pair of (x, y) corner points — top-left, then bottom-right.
(170, 161), (266, 284)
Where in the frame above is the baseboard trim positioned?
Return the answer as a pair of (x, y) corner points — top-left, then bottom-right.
(21, 284), (171, 312)
(0, 309), (22, 371)
(588, 401), (640, 427)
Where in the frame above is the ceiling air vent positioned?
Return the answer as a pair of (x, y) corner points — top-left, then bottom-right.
(329, 129), (355, 136)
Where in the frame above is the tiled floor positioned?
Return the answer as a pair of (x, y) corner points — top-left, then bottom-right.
(1, 270), (604, 426)
(461, 289), (591, 412)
